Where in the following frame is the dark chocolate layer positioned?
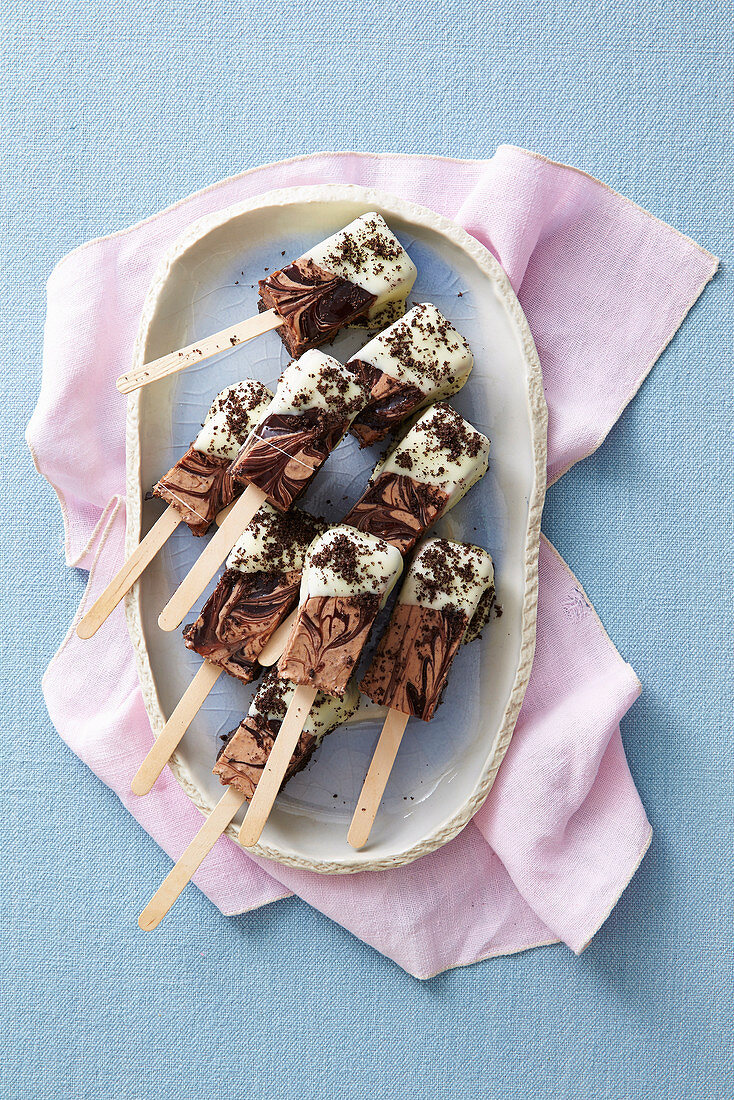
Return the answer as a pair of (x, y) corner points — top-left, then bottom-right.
(360, 603), (468, 721)
(278, 593), (380, 698)
(213, 715), (317, 800)
(343, 472), (448, 555)
(230, 406), (351, 511)
(259, 258), (376, 358)
(152, 445), (238, 535)
(349, 359), (425, 447)
(182, 568), (301, 683)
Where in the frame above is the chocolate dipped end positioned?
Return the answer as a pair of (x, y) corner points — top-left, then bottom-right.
(213, 715), (317, 800)
(360, 603), (468, 721)
(182, 568), (301, 682)
(259, 258), (376, 358)
(151, 445), (238, 535)
(343, 472), (448, 555)
(278, 593), (380, 698)
(349, 359), (425, 447)
(229, 405), (352, 512)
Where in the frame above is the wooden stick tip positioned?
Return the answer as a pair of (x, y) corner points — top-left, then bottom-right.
(75, 618), (95, 640)
(130, 774), (152, 797)
(157, 608), (179, 631)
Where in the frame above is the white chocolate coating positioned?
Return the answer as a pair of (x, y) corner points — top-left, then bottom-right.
(299, 525), (403, 605)
(350, 303), (473, 401)
(377, 402), (490, 509)
(302, 213), (417, 319)
(250, 670), (360, 743)
(226, 504), (324, 576)
(400, 538), (494, 618)
(267, 349), (365, 419)
(194, 379), (273, 460)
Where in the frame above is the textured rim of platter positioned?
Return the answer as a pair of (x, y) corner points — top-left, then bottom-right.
(124, 184), (548, 874)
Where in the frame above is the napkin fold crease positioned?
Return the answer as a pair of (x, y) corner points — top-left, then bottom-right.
(28, 147), (717, 977)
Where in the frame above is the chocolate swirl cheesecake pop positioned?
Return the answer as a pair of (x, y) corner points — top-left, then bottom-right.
(151, 379), (274, 535)
(138, 668), (361, 931)
(130, 505), (326, 797)
(349, 539), (495, 850)
(157, 350), (370, 632)
(237, 525), (403, 847)
(348, 303), (474, 447)
(76, 378), (272, 639)
(344, 401), (490, 555)
(260, 213), (417, 357)
(117, 213), (417, 394)
(229, 350), (369, 511)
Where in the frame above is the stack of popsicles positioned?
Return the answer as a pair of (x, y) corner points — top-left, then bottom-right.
(77, 209), (500, 926)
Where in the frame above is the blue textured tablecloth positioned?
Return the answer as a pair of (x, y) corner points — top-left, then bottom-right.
(2, 2), (732, 1097)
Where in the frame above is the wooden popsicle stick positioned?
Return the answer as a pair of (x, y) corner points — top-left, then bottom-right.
(138, 785), (244, 931)
(238, 684), (318, 847)
(131, 661), (223, 796)
(348, 709), (410, 850)
(76, 504), (182, 639)
(158, 485), (268, 632)
(116, 310), (283, 394)
(257, 610), (297, 666)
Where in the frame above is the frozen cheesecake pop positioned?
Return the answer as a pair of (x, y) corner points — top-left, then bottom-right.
(349, 539), (494, 849)
(158, 351), (368, 632)
(213, 668), (360, 800)
(344, 401), (490, 555)
(360, 539), (494, 721)
(76, 378), (272, 639)
(152, 379), (273, 535)
(278, 525), (404, 699)
(349, 304), (473, 447)
(260, 213), (418, 358)
(229, 349), (369, 512)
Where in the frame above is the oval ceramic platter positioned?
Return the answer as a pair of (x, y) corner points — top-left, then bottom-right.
(125, 184), (547, 874)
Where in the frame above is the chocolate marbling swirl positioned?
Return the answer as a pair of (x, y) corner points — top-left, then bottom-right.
(259, 258), (376, 357)
(279, 594), (380, 698)
(349, 360), (425, 447)
(182, 568), (301, 683)
(343, 472), (449, 555)
(152, 445), (238, 535)
(213, 715), (317, 799)
(360, 603), (468, 721)
(230, 406), (351, 511)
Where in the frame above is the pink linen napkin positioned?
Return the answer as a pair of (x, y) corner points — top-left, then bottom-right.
(28, 148), (718, 978)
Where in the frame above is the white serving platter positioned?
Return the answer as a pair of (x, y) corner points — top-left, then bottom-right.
(125, 185), (547, 874)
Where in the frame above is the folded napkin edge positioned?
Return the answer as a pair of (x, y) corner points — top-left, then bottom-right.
(546, 257), (719, 487)
(574, 822), (653, 955)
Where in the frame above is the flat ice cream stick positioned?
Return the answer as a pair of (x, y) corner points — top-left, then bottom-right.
(238, 684), (318, 847)
(131, 661), (223, 796)
(138, 785), (244, 931)
(76, 504), (182, 639)
(158, 485), (268, 632)
(116, 310), (282, 394)
(256, 610), (298, 666)
(348, 709), (410, 850)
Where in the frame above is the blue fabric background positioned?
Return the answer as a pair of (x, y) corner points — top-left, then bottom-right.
(2, 2), (732, 1097)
